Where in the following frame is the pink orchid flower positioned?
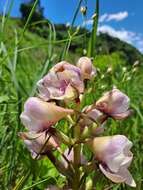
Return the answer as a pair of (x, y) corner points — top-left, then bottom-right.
(96, 88), (131, 119)
(19, 131), (59, 158)
(20, 97), (74, 132)
(37, 61), (84, 101)
(88, 135), (136, 187)
(77, 57), (96, 79)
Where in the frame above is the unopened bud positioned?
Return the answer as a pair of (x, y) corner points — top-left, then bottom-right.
(133, 60), (139, 67)
(77, 57), (93, 79)
(106, 67), (112, 73)
(122, 67), (127, 72)
(80, 6), (87, 15)
(92, 13), (97, 19)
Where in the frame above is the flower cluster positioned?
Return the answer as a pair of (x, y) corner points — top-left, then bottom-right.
(19, 57), (136, 189)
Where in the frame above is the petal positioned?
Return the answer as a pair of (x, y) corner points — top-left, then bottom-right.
(88, 136), (111, 160)
(88, 135), (133, 166)
(99, 164), (125, 183)
(117, 168), (136, 187)
(102, 135), (133, 173)
(96, 88), (130, 115)
(111, 110), (132, 120)
(105, 135), (132, 156)
(37, 79), (50, 101)
(81, 106), (102, 127)
(19, 131), (59, 158)
(62, 148), (87, 168)
(106, 152), (127, 173)
(100, 164), (136, 187)
(38, 61), (84, 101)
(51, 61), (81, 76)
(63, 84), (78, 101)
(21, 97), (73, 131)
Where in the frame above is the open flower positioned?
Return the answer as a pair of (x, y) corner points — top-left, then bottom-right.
(77, 57), (96, 80)
(96, 88), (131, 119)
(19, 131), (59, 158)
(20, 97), (74, 132)
(37, 61), (84, 102)
(88, 135), (136, 187)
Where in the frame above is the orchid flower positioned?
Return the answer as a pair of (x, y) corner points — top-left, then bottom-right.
(19, 131), (59, 158)
(88, 135), (136, 187)
(96, 88), (131, 119)
(37, 61), (84, 102)
(20, 97), (74, 132)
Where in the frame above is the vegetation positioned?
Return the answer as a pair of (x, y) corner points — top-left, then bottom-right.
(0, 0), (143, 189)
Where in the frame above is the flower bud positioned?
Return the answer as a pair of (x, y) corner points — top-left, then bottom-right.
(80, 6), (87, 15)
(77, 57), (96, 79)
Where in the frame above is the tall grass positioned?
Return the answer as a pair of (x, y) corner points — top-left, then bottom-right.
(0, 0), (143, 189)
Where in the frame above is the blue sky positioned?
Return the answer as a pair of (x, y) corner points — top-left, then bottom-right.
(0, 0), (143, 52)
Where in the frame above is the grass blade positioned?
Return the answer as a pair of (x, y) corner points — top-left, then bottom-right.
(87, 0), (99, 58)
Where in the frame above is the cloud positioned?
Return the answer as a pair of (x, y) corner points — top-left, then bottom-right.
(99, 11), (128, 22)
(98, 25), (143, 52)
(83, 19), (93, 26)
(99, 14), (108, 22)
(84, 11), (128, 26)
(98, 25), (134, 42)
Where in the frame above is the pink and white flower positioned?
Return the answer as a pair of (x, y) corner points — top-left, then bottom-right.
(20, 97), (74, 132)
(88, 135), (136, 187)
(19, 131), (59, 158)
(96, 88), (131, 119)
(37, 61), (84, 101)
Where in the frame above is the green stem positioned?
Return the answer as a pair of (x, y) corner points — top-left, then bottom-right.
(73, 124), (81, 190)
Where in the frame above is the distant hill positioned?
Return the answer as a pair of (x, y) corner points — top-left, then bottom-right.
(2, 18), (143, 65)
(54, 24), (143, 64)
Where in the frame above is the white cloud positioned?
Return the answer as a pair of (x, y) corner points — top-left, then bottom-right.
(99, 11), (128, 22)
(99, 14), (108, 22)
(83, 19), (93, 26)
(107, 11), (128, 21)
(98, 25), (134, 43)
(98, 25), (143, 52)
(84, 11), (129, 26)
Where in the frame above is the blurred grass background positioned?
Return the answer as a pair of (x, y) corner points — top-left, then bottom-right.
(0, 0), (143, 189)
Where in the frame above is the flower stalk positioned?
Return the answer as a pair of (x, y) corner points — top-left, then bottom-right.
(19, 57), (136, 189)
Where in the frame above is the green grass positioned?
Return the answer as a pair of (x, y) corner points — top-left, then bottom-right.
(0, 1), (143, 189)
